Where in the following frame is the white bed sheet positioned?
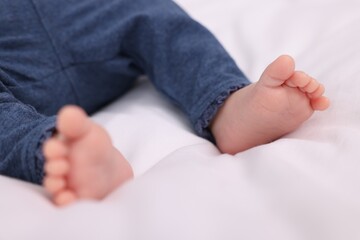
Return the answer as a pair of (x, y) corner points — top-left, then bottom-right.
(1, 0), (360, 239)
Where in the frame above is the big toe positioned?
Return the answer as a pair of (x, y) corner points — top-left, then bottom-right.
(57, 105), (91, 140)
(259, 55), (295, 87)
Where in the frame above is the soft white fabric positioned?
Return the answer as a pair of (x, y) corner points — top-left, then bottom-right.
(1, 0), (360, 239)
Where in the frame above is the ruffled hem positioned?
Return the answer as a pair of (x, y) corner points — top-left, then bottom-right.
(33, 116), (57, 184)
(194, 83), (249, 142)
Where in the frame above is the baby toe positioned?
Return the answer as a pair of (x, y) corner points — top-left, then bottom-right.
(308, 84), (325, 99)
(44, 177), (66, 194)
(54, 190), (77, 206)
(43, 138), (68, 159)
(287, 71), (312, 88)
(311, 96), (330, 111)
(45, 159), (70, 176)
(301, 78), (319, 93)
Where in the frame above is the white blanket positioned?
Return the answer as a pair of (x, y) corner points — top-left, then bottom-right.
(1, 0), (360, 239)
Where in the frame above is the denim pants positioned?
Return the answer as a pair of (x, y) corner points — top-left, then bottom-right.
(0, 0), (250, 184)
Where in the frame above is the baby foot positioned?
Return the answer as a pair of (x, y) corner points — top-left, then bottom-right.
(43, 106), (133, 206)
(211, 55), (330, 154)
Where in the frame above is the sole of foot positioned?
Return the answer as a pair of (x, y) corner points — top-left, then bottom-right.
(43, 105), (134, 206)
(211, 55), (330, 154)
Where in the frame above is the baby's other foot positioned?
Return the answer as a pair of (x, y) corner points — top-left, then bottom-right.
(43, 106), (133, 206)
(211, 55), (330, 154)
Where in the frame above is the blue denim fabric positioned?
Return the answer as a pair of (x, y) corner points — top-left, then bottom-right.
(0, 0), (251, 184)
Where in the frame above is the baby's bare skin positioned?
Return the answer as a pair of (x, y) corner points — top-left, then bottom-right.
(43, 55), (329, 206)
(211, 55), (329, 154)
(43, 107), (133, 206)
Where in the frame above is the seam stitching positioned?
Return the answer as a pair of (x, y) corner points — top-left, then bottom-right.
(29, 0), (81, 104)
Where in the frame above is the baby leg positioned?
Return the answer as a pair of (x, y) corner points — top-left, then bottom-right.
(0, 90), (55, 184)
(1, 0), (138, 205)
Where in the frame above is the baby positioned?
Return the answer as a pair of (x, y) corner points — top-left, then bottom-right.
(0, 0), (329, 206)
